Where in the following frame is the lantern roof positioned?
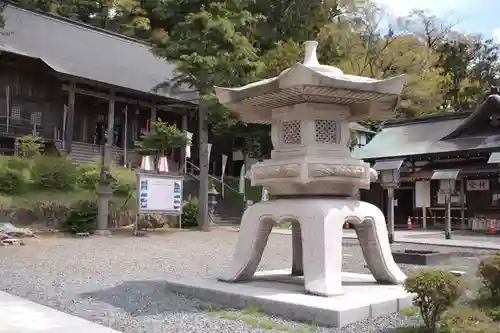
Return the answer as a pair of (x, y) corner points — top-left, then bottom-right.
(214, 41), (406, 123)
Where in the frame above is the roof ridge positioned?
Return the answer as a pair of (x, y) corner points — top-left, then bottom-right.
(384, 111), (472, 128)
(6, 2), (152, 47)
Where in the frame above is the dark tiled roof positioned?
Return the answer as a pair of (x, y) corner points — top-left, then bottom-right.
(353, 100), (500, 160)
(0, 5), (196, 102)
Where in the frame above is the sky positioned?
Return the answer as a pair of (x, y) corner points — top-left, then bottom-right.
(373, 0), (500, 42)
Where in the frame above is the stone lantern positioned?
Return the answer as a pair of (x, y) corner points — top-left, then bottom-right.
(214, 41), (407, 296)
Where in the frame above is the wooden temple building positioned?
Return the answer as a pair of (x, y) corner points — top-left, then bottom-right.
(354, 92), (500, 231)
(0, 4), (198, 168)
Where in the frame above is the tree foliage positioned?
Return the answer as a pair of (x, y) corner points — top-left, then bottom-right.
(135, 120), (189, 156)
(10, 0), (500, 146)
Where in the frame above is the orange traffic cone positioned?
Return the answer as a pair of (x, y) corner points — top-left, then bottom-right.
(488, 220), (496, 235)
(407, 217), (413, 230)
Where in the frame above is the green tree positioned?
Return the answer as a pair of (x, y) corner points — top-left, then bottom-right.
(135, 120), (188, 156)
(152, 0), (263, 231)
(433, 36), (500, 112)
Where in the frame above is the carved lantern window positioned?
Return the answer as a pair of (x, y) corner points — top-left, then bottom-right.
(282, 120), (301, 145)
(315, 119), (337, 143)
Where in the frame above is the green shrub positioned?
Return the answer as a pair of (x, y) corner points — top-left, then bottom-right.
(61, 200), (98, 234)
(478, 254), (500, 300)
(4, 155), (32, 171)
(489, 306), (500, 321)
(182, 196), (199, 228)
(111, 181), (133, 198)
(404, 269), (464, 333)
(0, 167), (26, 195)
(438, 306), (497, 333)
(18, 135), (43, 158)
(31, 156), (78, 190)
(76, 164), (100, 191)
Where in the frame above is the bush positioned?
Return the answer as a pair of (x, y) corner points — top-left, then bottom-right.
(0, 167), (26, 195)
(404, 269), (464, 333)
(182, 196), (199, 228)
(489, 306), (500, 321)
(4, 155), (32, 171)
(18, 135), (43, 158)
(438, 306), (497, 333)
(76, 164), (100, 191)
(61, 200), (98, 234)
(111, 181), (133, 198)
(478, 254), (500, 300)
(31, 156), (78, 190)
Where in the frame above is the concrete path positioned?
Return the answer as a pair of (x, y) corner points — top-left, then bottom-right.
(271, 229), (500, 250)
(219, 226), (500, 250)
(0, 291), (121, 333)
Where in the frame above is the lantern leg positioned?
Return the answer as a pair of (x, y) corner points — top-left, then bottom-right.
(354, 204), (406, 285)
(219, 203), (275, 282)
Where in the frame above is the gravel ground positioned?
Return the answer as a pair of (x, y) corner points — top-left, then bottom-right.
(0, 229), (496, 333)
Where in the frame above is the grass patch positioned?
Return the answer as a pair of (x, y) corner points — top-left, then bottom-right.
(198, 304), (317, 331)
(241, 305), (262, 315)
(0, 190), (94, 209)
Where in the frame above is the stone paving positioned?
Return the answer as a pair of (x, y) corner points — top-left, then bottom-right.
(0, 230), (497, 333)
(266, 228), (500, 250)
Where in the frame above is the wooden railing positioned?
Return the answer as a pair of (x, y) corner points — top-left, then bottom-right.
(0, 115), (57, 139)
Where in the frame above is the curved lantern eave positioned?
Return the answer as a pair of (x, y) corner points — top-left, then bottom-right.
(215, 66), (405, 124)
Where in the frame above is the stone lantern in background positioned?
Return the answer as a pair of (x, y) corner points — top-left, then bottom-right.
(214, 41), (407, 296)
(432, 170), (460, 239)
(374, 159), (404, 244)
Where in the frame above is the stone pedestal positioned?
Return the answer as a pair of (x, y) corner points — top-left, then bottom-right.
(218, 198), (406, 296)
(166, 270), (412, 328)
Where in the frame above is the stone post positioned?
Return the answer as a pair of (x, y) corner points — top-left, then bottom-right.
(387, 187), (395, 244)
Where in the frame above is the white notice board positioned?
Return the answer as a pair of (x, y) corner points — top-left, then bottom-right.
(415, 181), (430, 208)
(137, 173), (184, 215)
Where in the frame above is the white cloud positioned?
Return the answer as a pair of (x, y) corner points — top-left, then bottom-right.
(373, 0), (469, 16)
(493, 28), (500, 43)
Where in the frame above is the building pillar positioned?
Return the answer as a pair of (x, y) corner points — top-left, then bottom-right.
(81, 112), (88, 143)
(65, 83), (76, 154)
(180, 114), (188, 172)
(150, 103), (157, 122)
(459, 177), (466, 230)
(123, 106), (128, 166)
(445, 193), (452, 239)
(105, 92), (115, 166)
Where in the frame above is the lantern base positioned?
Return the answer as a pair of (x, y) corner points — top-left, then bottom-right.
(218, 198), (406, 296)
(249, 157), (371, 197)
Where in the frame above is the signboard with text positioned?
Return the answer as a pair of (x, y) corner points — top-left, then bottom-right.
(137, 173), (184, 215)
(466, 179), (489, 191)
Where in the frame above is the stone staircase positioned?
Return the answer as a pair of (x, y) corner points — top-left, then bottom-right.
(184, 167), (244, 225)
(54, 140), (126, 165)
(212, 199), (244, 225)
